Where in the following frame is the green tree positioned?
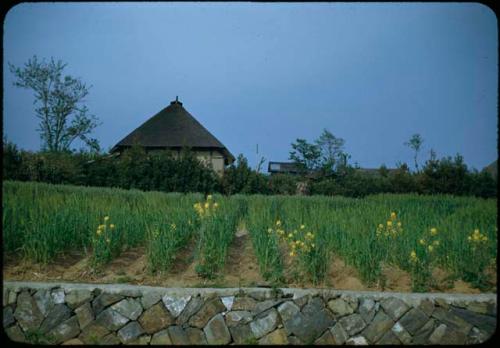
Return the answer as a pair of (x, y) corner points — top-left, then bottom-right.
(289, 138), (321, 173)
(404, 133), (424, 172)
(315, 129), (348, 174)
(9, 55), (100, 152)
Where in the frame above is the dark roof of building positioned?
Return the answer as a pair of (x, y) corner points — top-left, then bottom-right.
(111, 98), (235, 164)
(355, 167), (398, 175)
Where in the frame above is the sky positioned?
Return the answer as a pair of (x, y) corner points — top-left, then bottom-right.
(3, 2), (498, 171)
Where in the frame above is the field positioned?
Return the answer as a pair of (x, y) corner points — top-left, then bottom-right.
(3, 181), (497, 293)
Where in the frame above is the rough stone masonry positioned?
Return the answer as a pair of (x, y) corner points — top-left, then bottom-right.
(2, 281), (496, 345)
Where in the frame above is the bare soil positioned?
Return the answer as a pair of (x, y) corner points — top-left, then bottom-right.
(2, 231), (493, 294)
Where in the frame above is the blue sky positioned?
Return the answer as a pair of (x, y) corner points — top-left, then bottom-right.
(3, 2), (497, 171)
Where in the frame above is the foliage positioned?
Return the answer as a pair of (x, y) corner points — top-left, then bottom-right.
(315, 129), (349, 174)
(221, 154), (270, 195)
(9, 55), (100, 152)
(289, 138), (321, 173)
(404, 134), (424, 172)
(268, 174), (298, 195)
(3, 181), (497, 292)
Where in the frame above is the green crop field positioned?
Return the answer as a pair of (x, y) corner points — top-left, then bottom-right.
(2, 181), (497, 292)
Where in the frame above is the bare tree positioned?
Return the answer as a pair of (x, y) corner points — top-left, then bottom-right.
(9, 55), (100, 152)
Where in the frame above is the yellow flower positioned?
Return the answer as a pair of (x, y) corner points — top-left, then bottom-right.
(110, 224), (115, 229)
(171, 223), (176, 230)
(194, 203), (199, 209)
(482, 236), (488, 242)
(207, 194), (213, 200)
(204, 202), (209, 209)
(106, 238), (110, 243)
(300, 224), (305, 230)
(387, 221), (392, 226)
(468, 236), (472, 241)
(433, 240), (440, 246)
(397, 222), (402, 227)
(98, 224), (105, 230)
(473, 234), (479, 241)
(378, 224), (384, 229)
(410, 251), (416, 258)
(390, 212), (397, 219)
(419, 239), (426, 245)
(474, 229), (480, 234)
(214, 202), (219, 208)
(276, 220), (281, 226)
(288, 233), (293, 239)
(289, 251), (295, 257)
(430, 228), (437, 236)
(428, 245), (434, 252)
(96, 229), (102, 235)
(267, 228), (273, 233)
(104, 216), (109, 221)
(311, 243), (315, 248)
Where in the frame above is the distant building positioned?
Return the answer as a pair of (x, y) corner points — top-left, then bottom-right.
(268, 161), (301, 175)
(111, 97), (235, 175)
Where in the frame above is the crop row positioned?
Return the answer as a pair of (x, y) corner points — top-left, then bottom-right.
(3, 181), (497, 291)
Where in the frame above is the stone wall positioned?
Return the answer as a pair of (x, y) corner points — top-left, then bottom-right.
(2, 281), (496, 345)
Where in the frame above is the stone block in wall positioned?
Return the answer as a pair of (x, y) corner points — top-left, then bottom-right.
(449, 306), (496, 334)
(358, 298), (379, 323)
(95, 307), (130, 331)
(229, 323), (255, 344)
(346, 335), (369, 345)
(5, 324), (27, 343)
(330, 323), (349, 345)
(277, 301), (300, 323)
(188, 298), (225, 328)
(328, 298), (354, 317)
(466, 301), (495, 316)
(111, 298), (143, 321)
(282, 302), (334, 343)
(411, 318), (436, 345)
(138, 302), (174, 334)
(397, 307), (429, 335)
(33, 289), (55, 317)
(92, 293), (124, 315)
(250, 308), (279, 339)
(417, 299), (435, 317)
(3, 306), (15, 328)
(204, 313), (231, 345)
(162, 294), (191, 318)
(380, 297), (410, 321)
(51, 288), (65, 304)
(361, 309), (394, 343)
(13, 291), (44, 332)
(150, 329), (172, 345)
(431, 307), (472, 335)
(65, 289), (93, 309)
(61, 338), (84, 345)
(117, 321), (145, 344)
(8, 290), (18, 307)
(78, 321), (111, 344)
(74, 302), (94, 329)
(467, 326), (493, 344)
(225, 310), (253, 327)
(39, 303), (72, 334)
(314, 329), (337, 345)
(186, 327), (208, 344)
(376, 329), (401, 345)
(259, 328), (288, 345)
(176, 296), (204, 325)
(47, 316), (80, 344)
(390, 322), (412, 344)
(338, 313), (367, 337)
(140, 290), (163, 310)
(232, 296), (258, 312)
(252, 299), (283, 316)
(99, 333), (121, 345)
(167, 325), (190, 345)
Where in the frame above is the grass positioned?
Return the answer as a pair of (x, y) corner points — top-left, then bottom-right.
(3, 181), (497, 292)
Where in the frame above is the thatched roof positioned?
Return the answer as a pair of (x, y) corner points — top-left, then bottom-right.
(111, 98), (235, 164)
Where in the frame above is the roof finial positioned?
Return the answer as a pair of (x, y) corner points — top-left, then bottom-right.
(176, 96), (178, 102)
